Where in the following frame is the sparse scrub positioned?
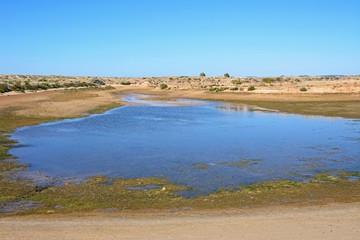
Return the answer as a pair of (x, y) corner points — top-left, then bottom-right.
(300, 87), (308, 92)
(224, 73), (230, 78)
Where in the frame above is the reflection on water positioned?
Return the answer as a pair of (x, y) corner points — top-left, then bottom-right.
(9, 95), (360, 196)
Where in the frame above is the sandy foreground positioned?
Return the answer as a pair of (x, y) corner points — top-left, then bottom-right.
(1, 86), (360, 239)
(0, 203), (359, 240)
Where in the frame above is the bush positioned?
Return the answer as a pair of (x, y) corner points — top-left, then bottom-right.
(300, 87), (307, 92)
(199, 72), (206, 77)
(224, 73), (230, 78)
(230, 87), (238, 91)
(0, 83), (11, 93)
(12, 81), (25, 92)
(209, 86), (229, 92)
(38, 83), (50, 90)
(262, 78), (274, 83)
(24, 81), (37, 91)
(121, 82), (131, 85)
(90, 78), (105, 85)
(232, 79), (242, 85)
(159, 83), (168, 89)
(247, 86), (256, 91)
(79, 82), (90, 87)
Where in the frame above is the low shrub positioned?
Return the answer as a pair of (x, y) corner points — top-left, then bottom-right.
(0, 83), (12, 93)
(159, 83), (168, 89)
(121, 82), (131, 85)
(262, 78), (274, 83)
(300, 87), (308, 92)
(247, 85), (256, 91)
(232, 79), (242, 85)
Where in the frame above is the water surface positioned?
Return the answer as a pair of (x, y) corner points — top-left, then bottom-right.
(9, 95), (360, 196)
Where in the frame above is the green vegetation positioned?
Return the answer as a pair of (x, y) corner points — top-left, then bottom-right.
(310, 173), (341, 183)
(209, 86), (229, 92)
(218, 159), (261, 168)
(200, 72), (206, 77)
(231, 79), (242, 85)
(159, 83), (168, 89)
(90, 78), (105, 85)
(300, 86), (308, 92)
(338, 171), (360, 179)
(247, 85), (256, 91)
(87, 102), (122, 114)
(224, 73), (230, 78)
(120, 81), (131, 85)
(230, 100), (360, 119)
(193, 164), (208, 170)
(262, 78), (274, 83)
(230, 87), (238, 91)
(0, 79), (104, 94)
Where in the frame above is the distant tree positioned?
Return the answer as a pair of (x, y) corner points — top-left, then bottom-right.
(224, 73), (230, 78)
(200, 72), (206, 77)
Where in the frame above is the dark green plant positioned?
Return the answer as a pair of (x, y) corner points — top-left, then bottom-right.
(200, 72), (206, 77)
(121, 82), (131, 85)
(12, 81), (25, 92)
(0, 83), (12, 93)
(232, 79), (242, 85)
(300, 87), (307, 92)
(90, 78), (105, 85)
(224, 73), (230, 78)
(247, 85), (256, 91)
(159, 83), (168, 89)
(262, 78), (274, 83)
(38, 83), (50, 90)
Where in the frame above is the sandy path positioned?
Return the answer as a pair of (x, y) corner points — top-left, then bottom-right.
(1, 203), (359, 240)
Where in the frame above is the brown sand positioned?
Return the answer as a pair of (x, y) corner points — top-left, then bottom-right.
(1, 203), (359, 240)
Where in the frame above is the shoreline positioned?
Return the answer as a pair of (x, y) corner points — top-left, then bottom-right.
(0, 85), (360, 217)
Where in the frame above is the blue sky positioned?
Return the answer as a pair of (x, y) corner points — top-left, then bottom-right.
(1, 0), (359, 77)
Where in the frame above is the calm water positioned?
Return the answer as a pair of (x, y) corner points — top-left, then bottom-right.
(9, 95), (360, 196)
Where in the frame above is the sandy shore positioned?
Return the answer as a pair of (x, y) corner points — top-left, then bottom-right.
(1, 203), (359, 240)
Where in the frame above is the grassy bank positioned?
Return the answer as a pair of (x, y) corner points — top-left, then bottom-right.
(237, 100), (360, 119)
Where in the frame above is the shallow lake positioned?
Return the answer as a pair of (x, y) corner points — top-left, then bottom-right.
(9, 95), (360, 196)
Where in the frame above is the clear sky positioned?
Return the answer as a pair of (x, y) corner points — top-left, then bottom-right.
(1, 0), (359, 77)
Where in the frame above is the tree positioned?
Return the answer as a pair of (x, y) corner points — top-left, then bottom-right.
(224, 73), (230, 78)
(200, 72), (206, 77)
